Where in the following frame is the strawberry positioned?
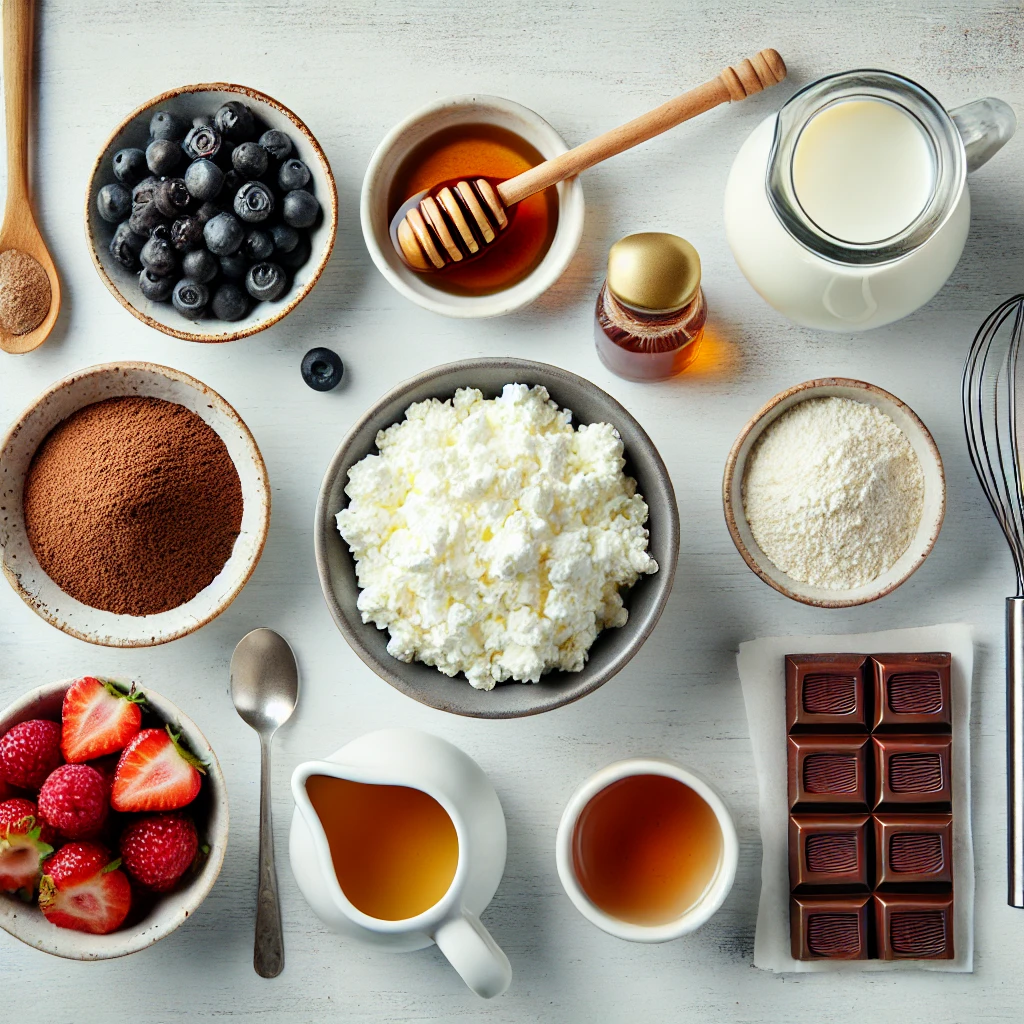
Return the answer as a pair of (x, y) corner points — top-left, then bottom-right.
(38, 764), (109, 839)
(0, 798), (55, 896)
(0, 719), (63, 789)
(119, 813), (198, 892)
(61, 677), (144, 763)
(38, 841), (131, 934)
(111, 727), (205, 813)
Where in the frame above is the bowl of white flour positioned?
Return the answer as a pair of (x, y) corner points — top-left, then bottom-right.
(723, 378), (945, 608)
(315, 358), (679, 718)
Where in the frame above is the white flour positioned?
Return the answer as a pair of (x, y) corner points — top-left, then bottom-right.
(741, 397), (925, 590)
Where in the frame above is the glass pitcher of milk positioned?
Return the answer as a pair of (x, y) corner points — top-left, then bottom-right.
(724, 70), (1015, 330)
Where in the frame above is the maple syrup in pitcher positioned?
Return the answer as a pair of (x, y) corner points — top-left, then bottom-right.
(388, 123), (559, 296)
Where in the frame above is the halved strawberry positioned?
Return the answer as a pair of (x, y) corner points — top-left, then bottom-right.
(61, 677), (144, 763)
(111, 727), (205, 813)
(38, 841), (131, 934)
(0, 798), (55, 896)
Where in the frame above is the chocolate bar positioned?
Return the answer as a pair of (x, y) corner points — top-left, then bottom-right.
(786, 654), (869, 732)
(874, 892), (954, 960)
(871, 653), (951, 731)
(790, 895), (871, 960)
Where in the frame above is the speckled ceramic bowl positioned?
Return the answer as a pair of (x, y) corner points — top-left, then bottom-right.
(723, 378), (945, 608)
(0, 362), (271, 646)
(315, 357), (679, 719)
(85, 83), (337, 343)
(0, 678), (228, 960)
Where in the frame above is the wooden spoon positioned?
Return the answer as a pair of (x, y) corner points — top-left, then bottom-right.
(0, 0), (59, 354)
(393, 48), (787, 272)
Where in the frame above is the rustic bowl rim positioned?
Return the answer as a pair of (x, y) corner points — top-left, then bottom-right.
(722, 377), (946, 609)
(0, 360), (271, 646)
(84, 81), (338, 343)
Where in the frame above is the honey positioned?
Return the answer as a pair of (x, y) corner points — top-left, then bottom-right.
(572, 774), (723, 926)
(387, 123), (558, 296)
(305, 775), (459, 921)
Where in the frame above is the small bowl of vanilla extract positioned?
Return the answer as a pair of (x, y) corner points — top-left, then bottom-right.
(361, 95), (585, 318)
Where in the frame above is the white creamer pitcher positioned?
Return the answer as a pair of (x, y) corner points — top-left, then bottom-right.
(724, 69), (1015, 330)
(289, 728), (511, 998)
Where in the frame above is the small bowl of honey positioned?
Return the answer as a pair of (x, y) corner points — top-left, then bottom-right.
(361, 95), (585, 318)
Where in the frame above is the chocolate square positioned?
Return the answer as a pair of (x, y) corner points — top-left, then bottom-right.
(871, 653), (951, 731)
(873, 814), (953, 887)
(872, 735), (952, 809)
(786, 654), (869, 732)
(874, 892), (954, 960)
(790, 815), (871, 891)
(789, 735), (870, 810)
(791, 895), (871, 960)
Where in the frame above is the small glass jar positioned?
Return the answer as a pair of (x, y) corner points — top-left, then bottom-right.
(594, 233), (707, 382)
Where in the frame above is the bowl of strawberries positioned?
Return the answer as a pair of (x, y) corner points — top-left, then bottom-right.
(0, 676), (228, 959)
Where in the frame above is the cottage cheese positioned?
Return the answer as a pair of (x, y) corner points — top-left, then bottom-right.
(336, 384), (658, 690)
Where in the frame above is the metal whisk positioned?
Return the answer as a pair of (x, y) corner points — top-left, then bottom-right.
(962, 293), (1024, 908)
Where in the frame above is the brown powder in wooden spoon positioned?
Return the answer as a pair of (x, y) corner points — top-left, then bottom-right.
(0, 248), (51, 335)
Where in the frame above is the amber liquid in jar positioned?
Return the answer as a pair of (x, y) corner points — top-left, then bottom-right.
(388, 123), (559, 296)
(572, 774), (723, 926)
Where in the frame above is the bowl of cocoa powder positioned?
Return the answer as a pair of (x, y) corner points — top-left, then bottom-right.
(0, 362), (270, 646)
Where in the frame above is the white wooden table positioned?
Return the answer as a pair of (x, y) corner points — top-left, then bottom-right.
(2, 1), (1022, 1020)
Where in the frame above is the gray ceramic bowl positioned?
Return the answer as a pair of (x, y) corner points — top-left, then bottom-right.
(315, 358), (679, 718)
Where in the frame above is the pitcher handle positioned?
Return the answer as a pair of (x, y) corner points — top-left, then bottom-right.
(950, 97), (1017, 173)
(434, 909), (511, 999)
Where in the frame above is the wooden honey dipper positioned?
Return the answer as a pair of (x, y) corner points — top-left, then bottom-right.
(393, 48), (787, 272)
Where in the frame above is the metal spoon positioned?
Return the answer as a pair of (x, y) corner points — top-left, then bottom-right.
(230, 628), (299, 978)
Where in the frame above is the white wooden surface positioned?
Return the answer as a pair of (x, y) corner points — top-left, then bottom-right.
(1, 1), (1022, 1020)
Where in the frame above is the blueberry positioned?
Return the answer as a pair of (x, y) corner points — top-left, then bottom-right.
(195, 201), (220, 225)
(170, 215), (204, 252)
(139, 268), (174, 301)
(277, 232), (311, 269)
(215, 101), (256, 142)
(182, 123), (221, 161)
(128, 200), (166, 237)
(154, 177), (191, 218)
(203, 211), (245, 255)
(231, 141), (268, 179)
(109, 221), (146, 270)
(301, 347), (344, 392)
(146, 138), (181, 176)
(172, 277), (209, 319)
(112, 148), (147, 186)
(269, 223), (299, 253)
(182, 248), (219, 284)
(183, 158), (223, 201)
(219, 253), (249, 281)
(149, 110), (188, 142)
(132, 176), (160, 204)
(278, 158), (311, 192)
(243, 229), (274, 262)
(282, 189), (319, 228)
(245, 262), (286, 302)
(233, 181), (274, 224)
(258, 129), (292, 161)
(140, 235), (178, 277)
(149, 222), (172, 242)
(211, 282), (249, 321)
(97, 183), (131, 223)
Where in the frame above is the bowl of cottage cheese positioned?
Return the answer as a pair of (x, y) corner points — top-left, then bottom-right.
(315, 358), (679, 718)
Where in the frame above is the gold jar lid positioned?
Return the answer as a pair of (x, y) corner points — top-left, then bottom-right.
(606, 232), (701, 314)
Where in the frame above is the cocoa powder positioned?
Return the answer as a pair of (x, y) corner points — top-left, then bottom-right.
(23, 396), (243, 616)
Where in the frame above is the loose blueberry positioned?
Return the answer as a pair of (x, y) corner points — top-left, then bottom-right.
(149, 110), (188, 142)
(182, 123), (221, 161)
(154, 178), (191, 218)
(112, 148), (147, 186)
(170, 215), (204, 252)
(139, 268), (175, 301)
(231, 141), (268, 179)
(182, 248), (219, 284)
(132, 176), (160, 204)
(183, 158), (224, 201)
(233, 181), (274, 224)
(128, 200), (167, 237)
(172, 277), (209, 319)
(203, 211), (245, 255)
(243, 229), (274, 262)
(219, 253), (249, 281)
(140, 235), (178, 277)
(258, 129), (292, 161)
(282, 189), (319, 228)
(245, 262), (287, 302)
(301, 347), (344, 392)
(109, 221), (146, 270)
(97, 183), (131, 223)
(278, 158), (311, 192)
(215, 101), (256, 142)
(146, 138), (181, 176)
(277, 232), (311, 269)
(211, 282), (249, 321)
(269, 223), (299, 253)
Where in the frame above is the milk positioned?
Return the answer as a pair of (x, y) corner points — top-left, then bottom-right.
(792, 98), (935, 243)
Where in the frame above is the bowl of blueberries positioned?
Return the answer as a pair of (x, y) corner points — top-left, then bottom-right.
(86, 83), (338, 343)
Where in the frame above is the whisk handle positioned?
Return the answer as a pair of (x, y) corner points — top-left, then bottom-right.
(1007, 598), (1024, 907)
